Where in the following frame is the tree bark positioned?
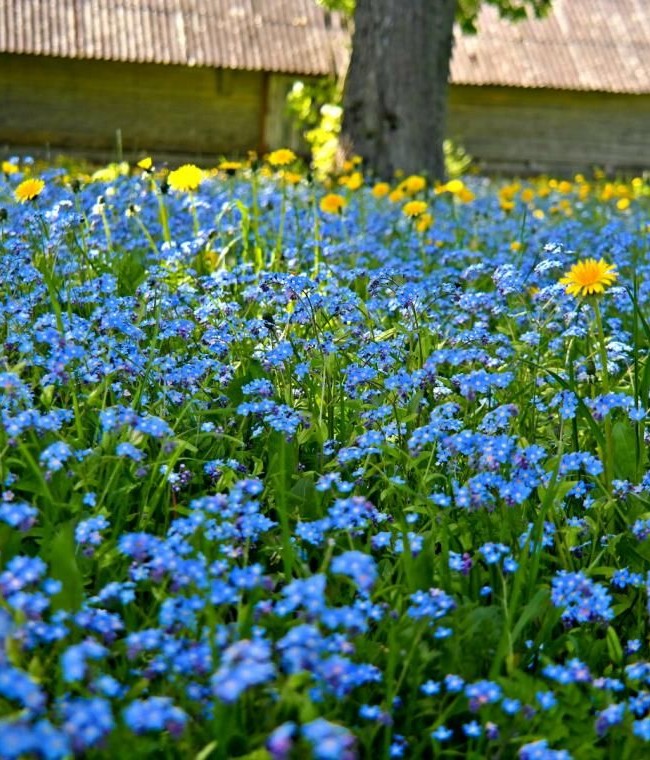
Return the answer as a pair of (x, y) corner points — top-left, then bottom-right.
(341, 0), (457, 181)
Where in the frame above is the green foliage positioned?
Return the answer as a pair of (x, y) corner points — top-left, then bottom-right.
(315, 0), (355, 17)
(286, 79), (343, 178)
(444, 138), (474, 178)
(457, 0), (553, 33)
(286, 78), (341, 133)
(314, 0), (554, 33)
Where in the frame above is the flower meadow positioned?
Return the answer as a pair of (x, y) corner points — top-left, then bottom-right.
(0, 154), (649, 760)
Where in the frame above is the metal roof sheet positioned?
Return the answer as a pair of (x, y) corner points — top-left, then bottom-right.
(451, 0), (650, 94)
(0, 0), (349, 76)
(1, 0), (648, 93)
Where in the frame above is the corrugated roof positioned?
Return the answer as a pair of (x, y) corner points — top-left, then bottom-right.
(451, 0), (650, 94)
(0, 0), (349, 76)
(1, 0), (648, 93)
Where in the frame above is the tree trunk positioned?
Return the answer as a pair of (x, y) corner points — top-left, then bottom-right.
(341, 0), (457, 181)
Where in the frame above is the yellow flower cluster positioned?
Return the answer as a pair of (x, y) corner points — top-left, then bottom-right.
(436, 179), (475, 203)
(339, 172), (363, 191)
(494, 175), (646, 219)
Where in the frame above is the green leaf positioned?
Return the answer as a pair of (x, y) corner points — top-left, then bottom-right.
(194, 741), (218, 760)
(510, 588), (550, 646)
(606, 626), (624, 664)
(612, 420), (641, 481)
(46, 521), (85, 612)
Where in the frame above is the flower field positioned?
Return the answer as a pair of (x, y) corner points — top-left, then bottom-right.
(0, 154), (649, 759)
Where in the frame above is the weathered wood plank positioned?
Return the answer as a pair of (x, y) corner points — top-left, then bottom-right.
(448, 85), (650, 174)
(0, 54), (266, 155)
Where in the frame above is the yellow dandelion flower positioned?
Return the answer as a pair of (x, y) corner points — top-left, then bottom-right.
(267, 149), (296, 167)
(372, 182), (390, 198)
(416, 212), (433, 233)
(616, 198), (631, 211)
(457, 187), (476, 203)
(319, 193), (347, 215)
(400, 175), (426, 195)
(600, 184), (614, 202)
(345, 172), (364, 191)
(402, 200), (428, 218)
(14, 178), (45, 203)
(92, 166), (121, 183)
(532, 209), (545, 220)
(388, 188), (406, 204)
(2, 161), (19, 175)
(137, 156), (153, 171)
(510, 241), (523, 253)
(559, 258), (618, 297)
(520, 188), (535, 204)
(218, 161), (243, 174)
(338, 173), (360, 190)
(280, 170), (302, 185)
(168, 164), (203, 192)
(443, 179), (465, 195)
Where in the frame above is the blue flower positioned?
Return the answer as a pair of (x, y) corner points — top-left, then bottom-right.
(75, 515), (109, 556)
(0, 500), (37, 531)
(330, 551), (377, 594)
(267, 722), (297, 759)
(123, 697), (187, 737)
(462, 720), (482, 738)
(61, 639), (108, 682)
(431, 725), (453, 742)
(408, 588), (456, 621)
(519, 739), (572, 759)
(302, 718), (356, 760)
(211, 637), (275, 703)
(551, 571), (613, 626)
(59, 697), (114, 752)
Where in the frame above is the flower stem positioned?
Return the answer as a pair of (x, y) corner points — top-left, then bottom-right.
(593, 300), (614, 489)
